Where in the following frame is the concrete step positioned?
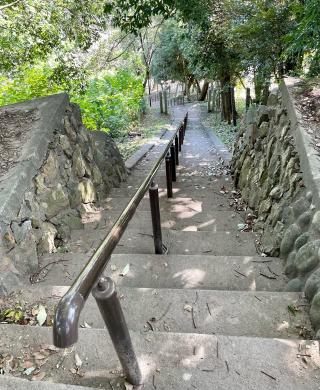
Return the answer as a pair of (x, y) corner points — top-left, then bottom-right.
(38, 253), (287, 291)
(0, 376), (95, 390)
(110, 185), (232, 200)
(115, 229), (258, 256)
(106, 254), (287, 291)
(122, 173), (233, 190)
(8, 286), (310, 339)
(63, 229), (257, 257)
(95, 209), (244, 232)
(63, 227), (257, 258)
(103, 194), (234, 213)
(0, 325), (318, 389)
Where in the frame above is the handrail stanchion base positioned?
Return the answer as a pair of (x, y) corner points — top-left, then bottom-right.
(175, 135), (179, 166)
(165, 154), (173, 198)
(170, 144), (177, 182)
(149, 182), (163, 254)
(92, 278), (142, 386)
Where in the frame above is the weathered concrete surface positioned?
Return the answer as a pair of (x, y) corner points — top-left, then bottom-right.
(1, 325), (319, 390)
(37, 253), (286, 290)
(21, 284), (309, 338)
(281, 77), (320, 209)
(115, 229), (257, 256)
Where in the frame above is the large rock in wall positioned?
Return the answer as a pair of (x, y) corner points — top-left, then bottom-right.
(0, 94), (126, 294)
(231, 78), (320, 334)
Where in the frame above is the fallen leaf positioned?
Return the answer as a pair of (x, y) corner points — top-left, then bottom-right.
(41, 344), (59, 352)
(124, 382), (133, 390)
(80, 321), (92, 329)
(24, 367), (36, 375)
(33, 352), (46, 360)
(22, 360), (34, 369)
(184, 304), (192, 312)
(75, 353), (82, 368)
(31, 371), (46, 381)
(36, 305), (47, 326)
(120, 264), (130, 276)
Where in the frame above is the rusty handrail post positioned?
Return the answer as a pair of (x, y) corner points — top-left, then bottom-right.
(149, 181), (163, 254)
(170, 144), (176, 182)
(165, 154), (173, 198)
(175, 135), (179, 166)
(92, 278), (142, 385)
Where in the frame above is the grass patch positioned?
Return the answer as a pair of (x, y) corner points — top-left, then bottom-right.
(199, 102), (240, 151)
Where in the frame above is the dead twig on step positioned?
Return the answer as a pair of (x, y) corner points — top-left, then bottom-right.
(261, 371), (276, 380)
(146, 321), (154, 332)
(206, 302), (212, 316)
(30, 260), (69, 284)
(156, 303), (172, 322)
(267, 266), (279, 277)
(191, 307), (197, 329)
(234, 270), (247, 278)
(259, 272), (277, 280)
(193, 291), (199, 305)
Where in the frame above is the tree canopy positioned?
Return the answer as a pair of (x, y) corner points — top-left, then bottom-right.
(0, 0), (319, 132)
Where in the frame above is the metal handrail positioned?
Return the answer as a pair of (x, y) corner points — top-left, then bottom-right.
(53, 113), (188, 351)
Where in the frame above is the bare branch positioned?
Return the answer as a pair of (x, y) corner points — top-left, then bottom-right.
(0, 0), (21, 11)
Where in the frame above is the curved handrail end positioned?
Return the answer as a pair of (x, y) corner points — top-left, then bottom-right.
(53, 292), (85, 348)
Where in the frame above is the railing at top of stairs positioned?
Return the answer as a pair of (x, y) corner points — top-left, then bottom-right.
(53, 112), (189, 385)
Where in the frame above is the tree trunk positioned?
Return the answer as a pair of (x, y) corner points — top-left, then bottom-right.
(199, 80), (209, 101)
(195, 80), (201, 93)
(220, 75), (232, 123)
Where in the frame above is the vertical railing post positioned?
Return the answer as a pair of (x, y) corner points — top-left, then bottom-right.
(149, 182), (163, 254)
(170, 144), (176, 182)
(179, 126), (183, 150)
(174, 135), (179, 166)
(159, 91), (164, 114)
(92, 278), (142, 386)
(165, 154), (173, 198)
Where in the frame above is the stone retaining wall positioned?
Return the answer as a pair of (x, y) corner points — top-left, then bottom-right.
(0, 94), (126, 294)
(231, 78), (320, 334)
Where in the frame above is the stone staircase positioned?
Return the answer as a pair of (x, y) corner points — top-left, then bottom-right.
(1, 104), (319, 389)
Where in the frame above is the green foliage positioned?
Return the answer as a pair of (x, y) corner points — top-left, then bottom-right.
(73, 69), (144, 137)
(0, 64), (65, 106)
(105, 0), (208, 34)
(287, 0), (320, 76)
(0, 0), (107, 76)
(151, 21), (189, 82)
(0, 63), (144, 139)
